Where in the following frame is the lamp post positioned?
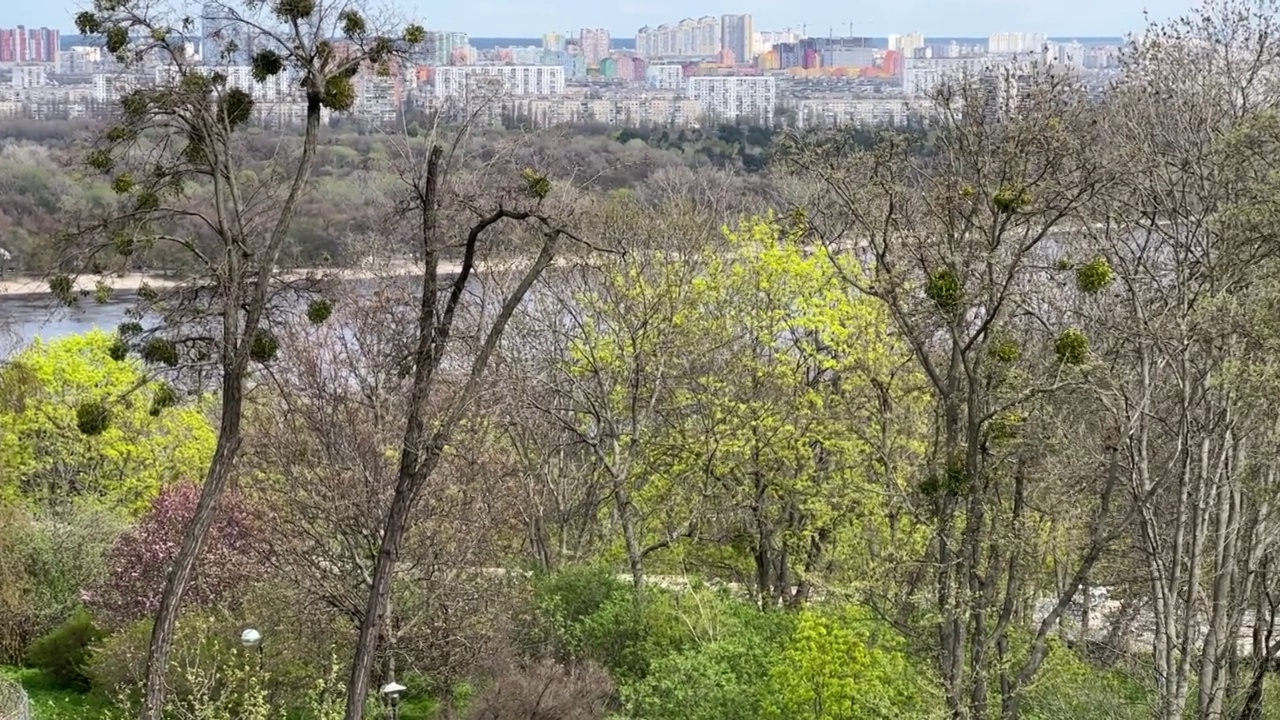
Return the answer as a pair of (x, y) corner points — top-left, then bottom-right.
(380, 682), (406, 720)
(240, 627), (263, 671)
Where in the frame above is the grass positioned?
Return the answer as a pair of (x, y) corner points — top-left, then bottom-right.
(0, 666), (111, 720)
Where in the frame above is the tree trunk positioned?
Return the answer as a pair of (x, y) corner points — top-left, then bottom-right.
(140, 372), (245, 720)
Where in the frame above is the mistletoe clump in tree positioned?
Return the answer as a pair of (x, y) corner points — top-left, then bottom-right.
(63, 2), (425, 718)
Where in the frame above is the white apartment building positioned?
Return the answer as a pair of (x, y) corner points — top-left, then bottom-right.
(433, 66), (566, 100)
(686, 75), (776, 124)
(636, 17), (721, 59)
(988, 32), (1047, 54)
(888, 32), (926, 57)
(793, 97), (921, 128)
(755, 29), (800, 57)
(902, 56), (993, 98)
(12, 66), (48, 89)
(645, 64), (684, 90)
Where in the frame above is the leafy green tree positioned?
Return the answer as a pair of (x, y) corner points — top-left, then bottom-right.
(0, 330), (214, 515)
(562, 215), (929, 601)
(765, 608), (940, 720)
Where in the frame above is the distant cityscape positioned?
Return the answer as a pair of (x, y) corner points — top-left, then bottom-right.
(0, 17), (1128, 129)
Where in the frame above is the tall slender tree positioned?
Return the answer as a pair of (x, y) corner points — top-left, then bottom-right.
(61, 3), (424, 718)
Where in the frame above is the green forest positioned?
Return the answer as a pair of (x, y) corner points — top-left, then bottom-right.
(5, 1), (1280, 719)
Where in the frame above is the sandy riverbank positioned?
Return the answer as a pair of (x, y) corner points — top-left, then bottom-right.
(0, 255), (596, 297)
(0, 262), (474, 297)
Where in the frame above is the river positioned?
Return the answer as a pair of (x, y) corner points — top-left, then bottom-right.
(2, 292), (137, 356)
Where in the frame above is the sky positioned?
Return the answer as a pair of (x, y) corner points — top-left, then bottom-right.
(16, 0), (1194, 39)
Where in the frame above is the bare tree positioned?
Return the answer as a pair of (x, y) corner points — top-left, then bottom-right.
(246, 289), (516, 693)
(61, 2), (424, 718)
(782, 63), (1134, 718)
(339, 125), (596, 718)
(1081, 2), (1280, 717)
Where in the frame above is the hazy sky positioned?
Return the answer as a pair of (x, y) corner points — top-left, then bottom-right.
(15, 0), (1192, 39)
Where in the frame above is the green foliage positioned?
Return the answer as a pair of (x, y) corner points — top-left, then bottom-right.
(568, 216), (929, 597)
(920, 457), (970, 498)
(250, 50), (285, 83)
(47, 275), (74, 304)
(88, 584), (353, 717)
(404, 24), (427, 45)
(985, 412), (1023, 443)
(989, 336), (1022, 363)
(1018, 639), (1151, 720)
(109, 173), (134, 194)
(0, 665), (112, 720)
(1055, 328), (1090, 366)
(73, 11), (103, 35)
(25, 611), (103, 691)
(220, 88), (255, 129)
(531, 567), (691, 685)
(622, 605), (794, 720)
(272, 0), (316, 21)
(305, 298), (333, 324)
(321, 74), (356, 112)
(139, 337), (179, 366)
(925, 268), (963, 316)
(0, 331), (216, 515)
(0, 502), (124, 664)
(133, 191), (159, 213)
(338, 9), (367, 38)
(74, 401), (111, 436)
(521, 168), (552, 199)
(148, 382), (180, 417)
(103, 25), (129, 56)
(1076, 256), (1115, 294)
(764, 608), (941, 720)
(249, 328), (280, 363)
(993, 185), (1033, 213)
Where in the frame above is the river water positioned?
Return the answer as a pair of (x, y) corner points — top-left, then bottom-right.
(2, 292), (137, 356)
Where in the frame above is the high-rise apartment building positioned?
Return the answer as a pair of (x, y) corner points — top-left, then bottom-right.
(888, 33), (925, 57)
(542, 32), (565, 52)
(755, 29), (800, 57)
(422, 31), (471, 65)
(686, 75), (776, 124)
(720, 14), (754, 64)
(578, 28), (610, 67)
(635, 17), (720, 59)
(0, 27), (59, 65)
(987, 32), (1047, 55)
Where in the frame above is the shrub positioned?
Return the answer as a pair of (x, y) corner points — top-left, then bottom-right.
(623, 608), (793, 720)
(1019, 638), (1151, 720)
(763, 607), (942, 720)
(26, 610), (104, 690)
(0, 502), (123, 663)
(458, 658), (614, 720)
(88, 583), (354, 714)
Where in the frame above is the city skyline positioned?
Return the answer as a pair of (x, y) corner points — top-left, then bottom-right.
(12, 0), (1193, 40)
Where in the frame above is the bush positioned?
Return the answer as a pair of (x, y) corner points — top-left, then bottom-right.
(0, 502), (123, 663)
(88, 582), (354, 714)
(622, 602), (794, 720)
(457, 658), (614, 720)
(763, 607), (942, 720)
(26, 609), (104, 690)
(1020, 638), (1151, 720)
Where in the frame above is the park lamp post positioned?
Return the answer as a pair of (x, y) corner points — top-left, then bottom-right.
(240, 627), (264, 671)
(381, 682), (406, 720)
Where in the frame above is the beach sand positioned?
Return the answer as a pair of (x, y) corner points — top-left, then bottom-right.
(0, 264), (449, 297)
